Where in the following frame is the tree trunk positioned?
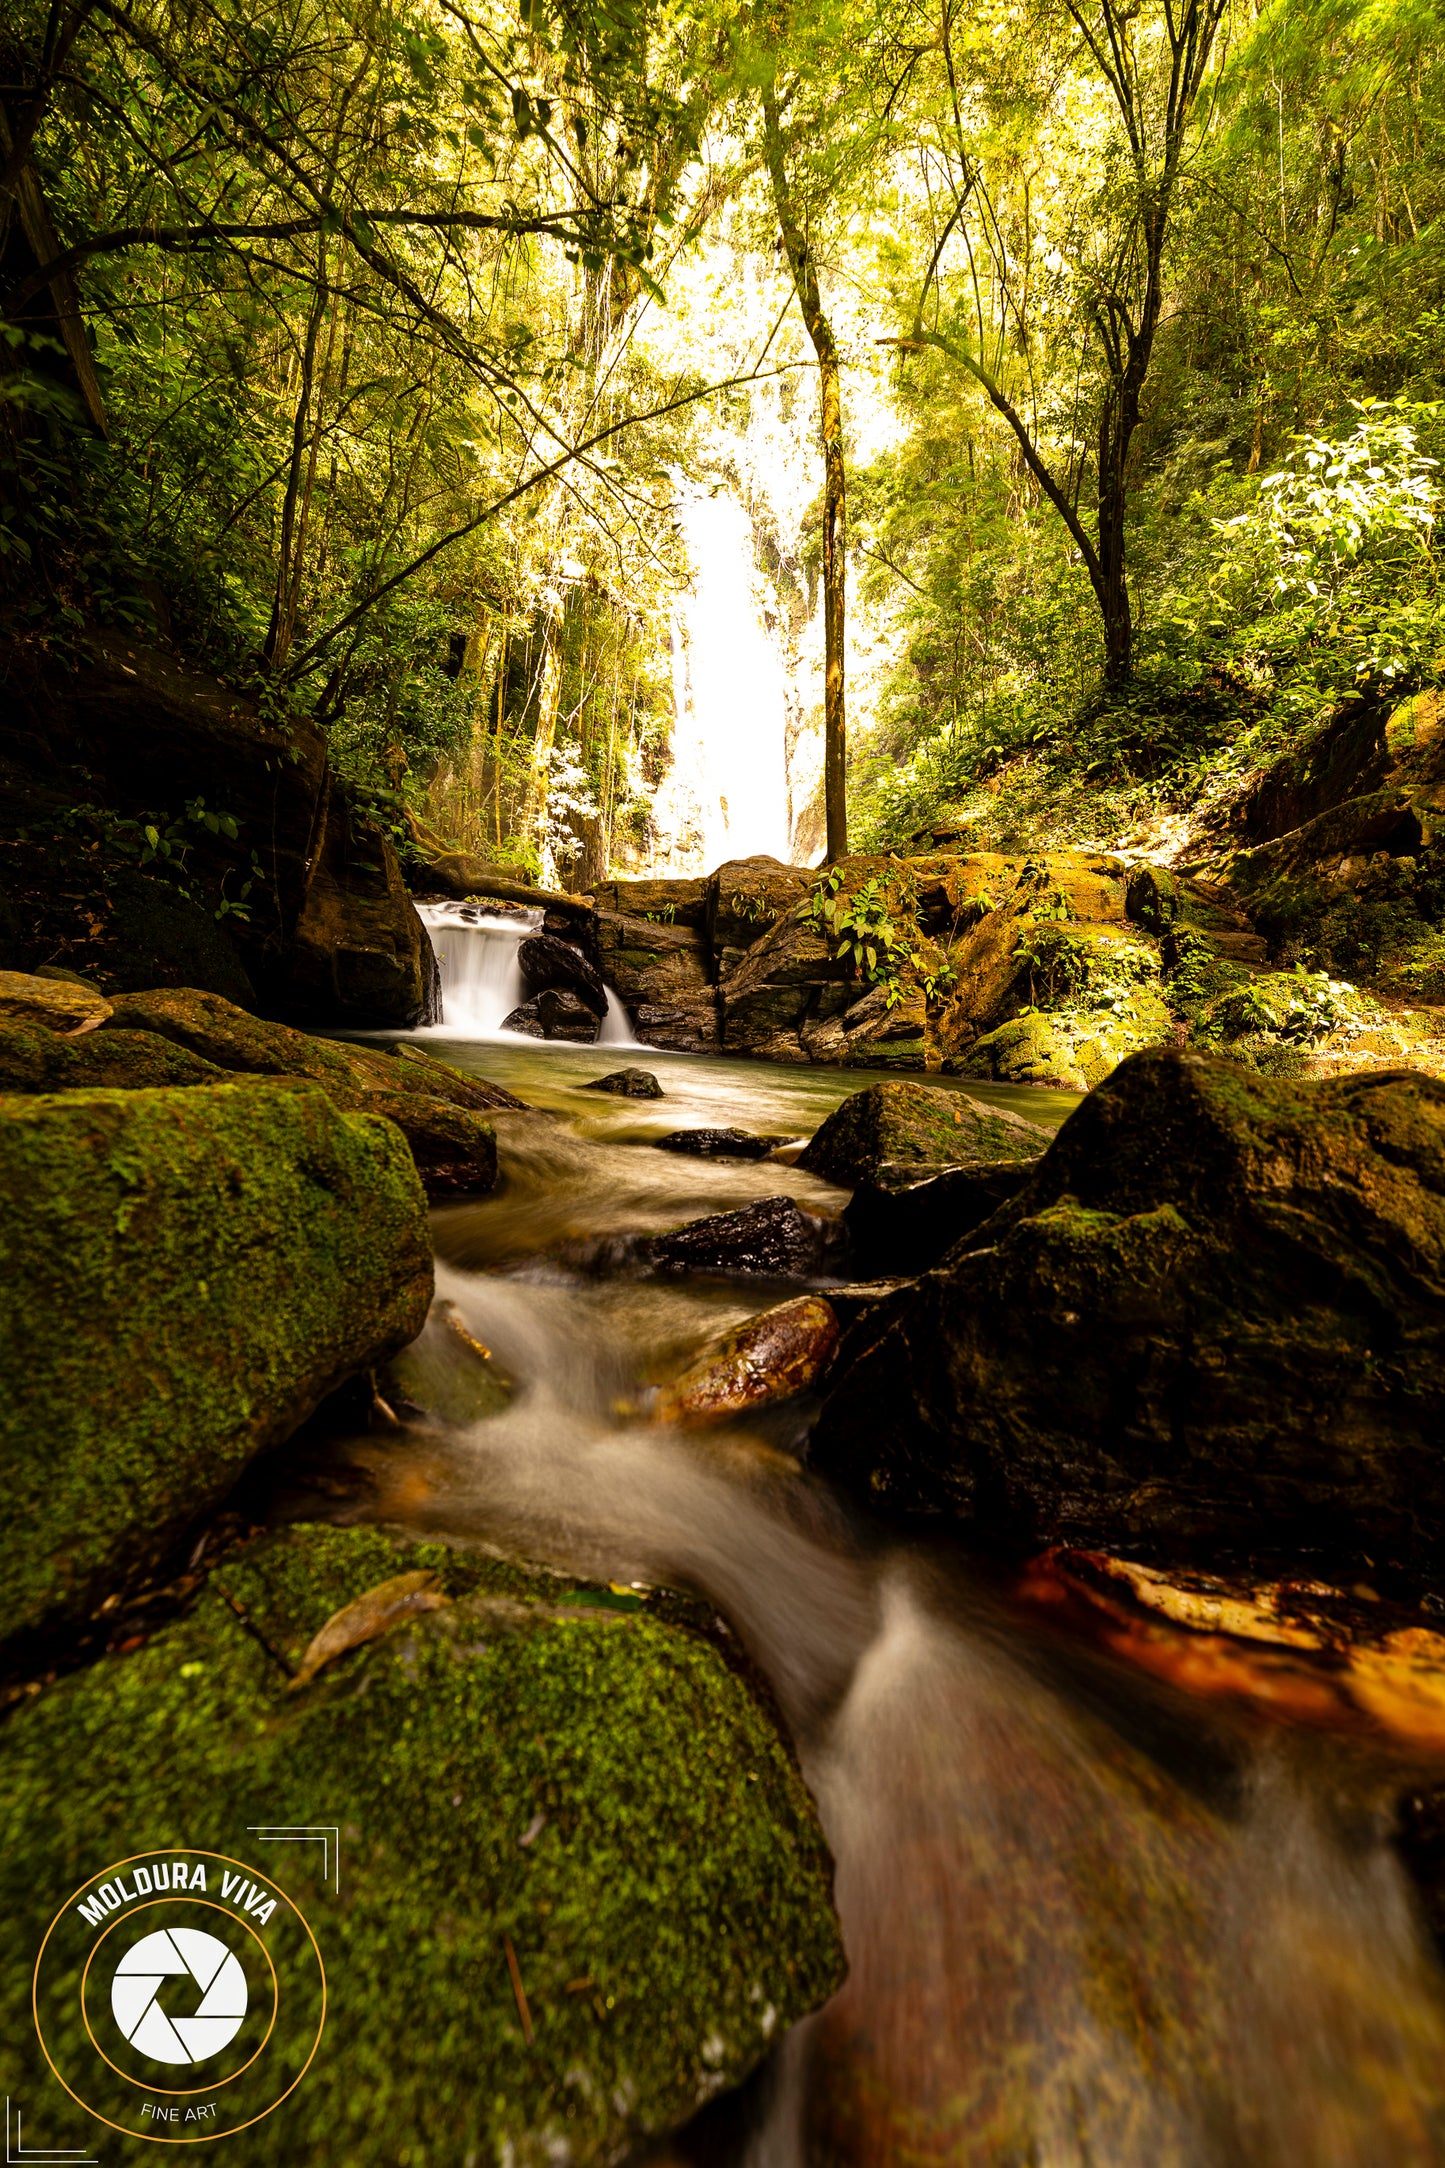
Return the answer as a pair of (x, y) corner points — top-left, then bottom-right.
(762, 88), (847, 861)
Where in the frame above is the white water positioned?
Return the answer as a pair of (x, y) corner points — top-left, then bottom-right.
(330, 1236), (1445, 2167)
(653, 486), (804, 875)
(417, 899), (639, 1046)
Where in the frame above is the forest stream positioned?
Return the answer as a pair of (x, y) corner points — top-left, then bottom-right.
(284, 1035), (1445, 2166)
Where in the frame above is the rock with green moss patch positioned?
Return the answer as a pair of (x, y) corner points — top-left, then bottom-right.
(0, 1017), (230, 1093)
(797, 1079), (1048, 1186)
(812, 1047), (1445, 1575)
(0, 1083), (431, 1644)
(954, 988), (1173, 1092)
(0, 1522), (846, 2164)
(0, 969), (111, 1032)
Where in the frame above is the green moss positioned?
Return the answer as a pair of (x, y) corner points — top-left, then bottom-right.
(798, 1078), (1047, 1183)
(0, 1083), (431, 1643)
(959, 990), (1174, 1091)
(0, 1018), (230, 1093)
(0, 1523), (846, 2165)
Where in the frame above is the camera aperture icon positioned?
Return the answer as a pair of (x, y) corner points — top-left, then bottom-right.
(110, 1927), (248, 2067)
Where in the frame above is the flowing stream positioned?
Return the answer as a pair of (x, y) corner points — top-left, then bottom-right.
(310, 1038), (1445, 2164)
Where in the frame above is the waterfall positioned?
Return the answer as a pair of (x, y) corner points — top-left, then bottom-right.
(417, 899), (639, 1046)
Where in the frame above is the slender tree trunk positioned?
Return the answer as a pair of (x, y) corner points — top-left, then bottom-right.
(762, 88), (847, 860)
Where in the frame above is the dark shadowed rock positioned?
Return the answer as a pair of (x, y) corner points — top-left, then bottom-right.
(844, 1157), (1043, 1278)
(502, 998), (547, 1037)
(811, 1048), (1445, 1576)
(650, 1196), (843, 1279)
(799, 1079), (1048, 1187)
(537, 987), (600, 1042)
(631, 998), (720, 1053)
(518, 932), (606, 1017)
(583, 1067), (664, 1098)
(653, 1128), (790, 1161)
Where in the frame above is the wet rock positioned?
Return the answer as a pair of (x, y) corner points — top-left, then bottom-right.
(583, 1066), (664, 1098)
(537, 986), (600, 1042)
(844, 1158), (1044, 1278)
(0, 1083), (431, 1645)
(653, 1128), (789, 1161)
(517, 932), (606, 1017)
(812, 1047), (1445, 1576)
(100, 987), (516, 1194)
(0, 1522), (846, 2162)
(649, 1196), (842, 1280)
(656, 1296), (841, 1426)
(0, 969), (111, 1032)
(798, 1080), (1048, 1187)
(501, 997), (547, 1037)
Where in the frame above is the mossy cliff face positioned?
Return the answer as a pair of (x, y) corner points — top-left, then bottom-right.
(797, 1079), (1049, 1187)
(0, 1083), (431, 1642)
(812, 1047), (1445, 1575)
(0, 1523), (846, 2166)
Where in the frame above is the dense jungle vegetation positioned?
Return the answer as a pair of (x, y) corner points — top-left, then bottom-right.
(3, 0), (1442, 882)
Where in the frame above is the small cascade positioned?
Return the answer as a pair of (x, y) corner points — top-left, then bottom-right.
(417, 898), (640, 1047)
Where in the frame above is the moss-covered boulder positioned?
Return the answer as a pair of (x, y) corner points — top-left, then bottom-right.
(797, 1079), (1048, 1187)
(0, 1523), (846, 2164)
(812, 1048), (1445, 1575)
(0, 968), (111, 1032)
(0, 1083), (430, 1643)
(97, 987), (517, 1194)
(957, 988), (1174, 1091)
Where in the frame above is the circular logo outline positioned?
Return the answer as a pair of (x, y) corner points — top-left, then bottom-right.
(80, 1898), (278, 2093)
(32, 1849), (326, 2145)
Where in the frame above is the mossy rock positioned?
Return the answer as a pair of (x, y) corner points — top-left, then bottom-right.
(812, 1049), (1445, 1573)
(957, 990), (1173, 1092)
(1124, 862), (1181, 934)
(0, 1523), (845, 2164)
(0, 1082), (431, 1645)
(0, 969), (111, 1032)
(797, 1079), (1048, 1186)
(0, 1017), (229, 1093)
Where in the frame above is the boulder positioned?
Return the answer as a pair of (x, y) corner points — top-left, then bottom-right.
(537, 987), (600, 1043)
(517, 932), (606, 1018)
(650, 1197), (843, 1280)
(501, 998), (547, 1038)
(653, 1128), (788, 1161)
(720, 909), (850, 1062)
(844, 1159), (1043, 1278)
(955, 991), (1174, 1092)
(583, 1067), (664, 1098)
(0, 968), (110, 1032)
(99, 987), (517, 1194)
(811, 1049), (1445, 1575)
(798, 1080), (1048, 1188)
(0, 1523), (846, 2163)
(284, 783), (439, 1030)
(0, 1083), (430, 1644)
(656, 1297), (841, 1426)
(838, 981), (928, 1071)
(0, 1017), (228, 1092)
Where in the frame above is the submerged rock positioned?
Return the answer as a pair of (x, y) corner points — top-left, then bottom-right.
(656, 1296), (841, 1426)
(650, 1196), (842, 1280)
(0, 1522), (846, 2164)
(798, 1079), (1048, 1187)
(0, 968), (111, 1032)
(583, 1066), (664, 1098)
(653, 1127), (789, 1161)
(0, 1083), (430, 1645)
(517, 931), (607, 1017)
(811, 1048), (1445, 1574)
(383, 1298), (514, 1425)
